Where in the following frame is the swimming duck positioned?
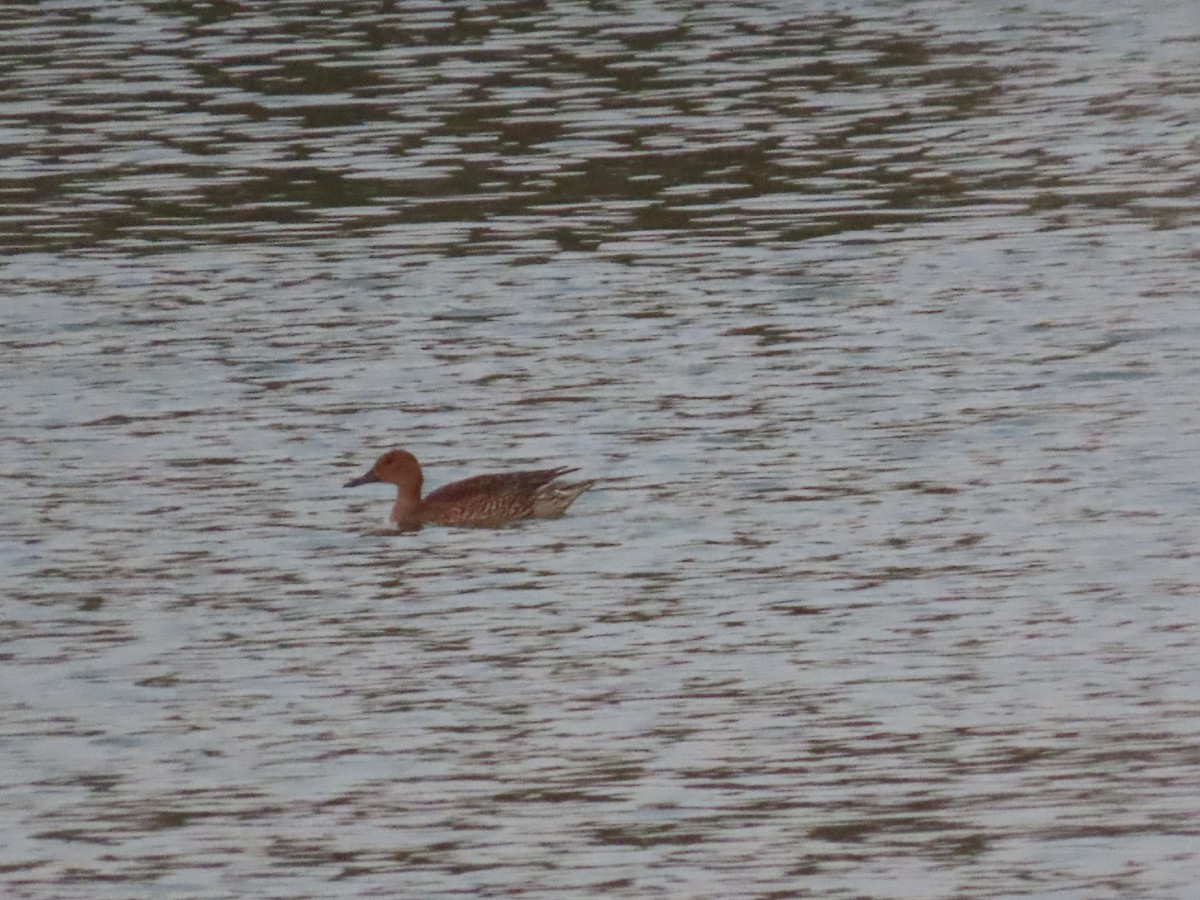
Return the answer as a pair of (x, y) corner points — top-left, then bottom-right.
(345, 448), (594, 529)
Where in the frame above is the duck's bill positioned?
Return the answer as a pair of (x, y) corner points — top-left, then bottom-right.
(345, 470), (381, 488)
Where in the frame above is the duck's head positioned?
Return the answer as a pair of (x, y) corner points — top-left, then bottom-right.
(345, 448), (423, 494)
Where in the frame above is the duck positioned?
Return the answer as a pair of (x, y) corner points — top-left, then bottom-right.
(345, 448), (594, 530)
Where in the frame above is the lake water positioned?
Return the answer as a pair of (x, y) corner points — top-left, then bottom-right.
(3, 1), (1200, 897)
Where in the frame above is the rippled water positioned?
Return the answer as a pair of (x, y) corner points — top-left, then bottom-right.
(4, 2), (1200, 897)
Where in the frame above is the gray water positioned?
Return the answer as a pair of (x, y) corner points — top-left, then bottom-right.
(3, 1), (1200, 898)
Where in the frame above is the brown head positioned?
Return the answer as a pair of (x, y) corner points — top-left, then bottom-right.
(345, 448), (424, 508)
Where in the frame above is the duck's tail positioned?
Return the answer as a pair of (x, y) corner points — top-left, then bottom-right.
(532, 477), (596, 518)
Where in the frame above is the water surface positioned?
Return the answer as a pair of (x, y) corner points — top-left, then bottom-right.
(3, 2), (1200, 897)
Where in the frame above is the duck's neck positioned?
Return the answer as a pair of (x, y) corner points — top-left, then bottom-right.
(390, 485), (422, 528)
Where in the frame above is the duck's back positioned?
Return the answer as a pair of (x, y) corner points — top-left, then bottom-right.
(421, 467), (579, 527)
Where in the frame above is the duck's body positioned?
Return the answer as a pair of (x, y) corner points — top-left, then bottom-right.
(345, 449), (593, 530)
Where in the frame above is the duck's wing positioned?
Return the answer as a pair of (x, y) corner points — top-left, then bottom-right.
(422, 467), (579, 525)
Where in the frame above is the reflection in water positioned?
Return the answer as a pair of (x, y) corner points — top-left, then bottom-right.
(8, 2), (1196, 254)
(3, 1), (1200, 898)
